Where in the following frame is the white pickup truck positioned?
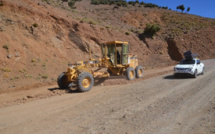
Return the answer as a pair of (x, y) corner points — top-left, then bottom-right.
(174, 58), (205, 78)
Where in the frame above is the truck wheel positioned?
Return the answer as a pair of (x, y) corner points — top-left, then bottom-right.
(77, 72), (94, 92)
(57, 72), (69, 89)
(135, 66), (144, 78)
(126, 67), (136, 80)
(174, 73), (179, 78)
(193, 70), (197, 78)
(201, 67), (205, 75)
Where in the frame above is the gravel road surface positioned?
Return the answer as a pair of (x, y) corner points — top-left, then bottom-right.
(0, 59), (214, 134)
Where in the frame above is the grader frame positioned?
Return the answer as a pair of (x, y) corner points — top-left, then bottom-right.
(57, 41), (144, 92)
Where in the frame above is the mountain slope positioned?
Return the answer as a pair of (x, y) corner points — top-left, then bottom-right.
(0, 0), (215, 90)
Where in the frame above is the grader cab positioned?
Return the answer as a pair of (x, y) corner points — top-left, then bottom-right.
(57, 41), (144, 92)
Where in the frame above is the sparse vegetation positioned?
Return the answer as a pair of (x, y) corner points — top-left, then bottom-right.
(177, 4), (185, 12)
(10, 76), (20, 81)
(39, 74), (49, 79)
(125, 31), (130, 35)
(1, 68), (11, 72)
(3, 44), (9, 51)
(42, 75), (48, 79)
(135, 0), (139, 4)
(91, 0), (127, 7)
(161, 12), (213, 39)
(42, 62), (47, 69)
(128, 1), (135, 6)
(68, 1), (75, 8)
(32, 23), (38, 28)
(88, 20), (96, 25)
(61, 0), (81, 8)
(80, 17), (97, 25)
(144, 3), (159, 8)
(31, 59), (36, 63)
(130, 1), (168, 10)
(0, 1), (3, 6)
(186, 7), (190, 13)
(140, 2), (144, 5)
(162, 6), (168, 10)
(19, 69), (26, 73)
(144, 23), (161, 37)
(3, 73), (9, 78)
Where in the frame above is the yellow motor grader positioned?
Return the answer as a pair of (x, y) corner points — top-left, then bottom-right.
(57, 41), (144, 92)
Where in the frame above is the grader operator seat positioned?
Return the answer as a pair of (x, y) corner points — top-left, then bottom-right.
(102, 41), (129, 66)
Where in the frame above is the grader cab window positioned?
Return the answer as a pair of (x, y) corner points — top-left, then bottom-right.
(102, 44), (106, 58)
(102, 42), (130, 66)
(116, 44), (122, 64)
(122, 44), (129, 65)
(107, 45), (115, 65)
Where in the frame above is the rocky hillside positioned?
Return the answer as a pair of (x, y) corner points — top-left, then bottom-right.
(0, 0), (215, 91)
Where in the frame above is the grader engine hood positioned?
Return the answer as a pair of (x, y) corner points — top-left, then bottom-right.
(128, 55), (138, 69)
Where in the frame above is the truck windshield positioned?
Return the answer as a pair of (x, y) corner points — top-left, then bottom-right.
(179, 60), (195, 65)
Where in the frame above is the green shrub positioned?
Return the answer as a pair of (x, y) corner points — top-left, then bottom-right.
(135, 0), (139, 4)
(38, 73), (48, 79)
(31, 59), (36, 62)
(140, 2), (144, 5)
(1, 68), (11, 72)
(88, 20), (96, 25)
(19, 69), (26, 73)
(3, 44), (9, 51)
(125, 31), (130, 35)
(91, 0), (99, 5)
(42, 75), (48, 79)
(32, 23), (38, 28)
(0, 1), (3, 6)
(128, 1), (135, 6)
(186, 7), (190, 13)
(118, 1), (127, 7)
(144, 3), (159, 8)
(109, 1), (115, 5)
(91, 0), (127, 6)
(162, 6), (168, 10)
(177, 4), (185, 12)
(68, 1), (75, 8)
(144, 24), (161, 37)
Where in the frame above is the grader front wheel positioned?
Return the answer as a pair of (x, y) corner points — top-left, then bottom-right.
(57, 72), (69, 89)
(77, 72), (94, 92)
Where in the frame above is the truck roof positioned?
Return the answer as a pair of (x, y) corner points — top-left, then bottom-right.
(104, 41), (128, 45)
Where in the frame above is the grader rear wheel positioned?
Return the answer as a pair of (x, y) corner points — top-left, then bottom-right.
(77, 72), (94, 92)
(135, 66), (144, 78)
(126, 67), (136, 80)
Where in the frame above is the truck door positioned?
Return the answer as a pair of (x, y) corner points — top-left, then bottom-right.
(197, 60), (202, 74)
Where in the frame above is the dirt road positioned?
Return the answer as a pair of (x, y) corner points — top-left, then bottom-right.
(0, 59), (215, 134)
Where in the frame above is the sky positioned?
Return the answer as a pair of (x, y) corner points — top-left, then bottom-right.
(127, 0), (215, 19)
